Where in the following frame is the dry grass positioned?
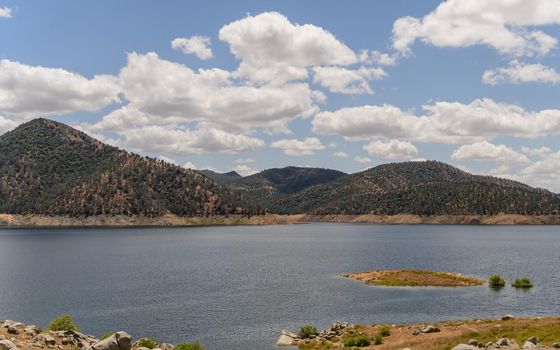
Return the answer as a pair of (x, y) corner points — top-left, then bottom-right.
(343, 269), (485, 287)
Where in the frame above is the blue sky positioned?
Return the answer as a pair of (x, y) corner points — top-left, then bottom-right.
(1, 1), (560, 189)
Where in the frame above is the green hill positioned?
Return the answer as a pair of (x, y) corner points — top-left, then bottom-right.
(228, 166), (347, 208)
(0, 118), (255, 216)
(268, 161), (560, 215)
(197, 170), (242, 184)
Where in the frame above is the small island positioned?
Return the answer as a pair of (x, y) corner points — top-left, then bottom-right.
(343, 269), (485, 287)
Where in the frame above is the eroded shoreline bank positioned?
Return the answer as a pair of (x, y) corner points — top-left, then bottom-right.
(2, 213), (560, 227)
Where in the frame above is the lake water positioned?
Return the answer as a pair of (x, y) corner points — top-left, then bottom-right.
(1, 223), (559, 349)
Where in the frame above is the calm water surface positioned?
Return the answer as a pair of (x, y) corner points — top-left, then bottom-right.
(1, 224), (559, 349)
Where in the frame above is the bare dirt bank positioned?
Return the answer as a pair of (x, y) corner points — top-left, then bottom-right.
(1, 213), (560, 227)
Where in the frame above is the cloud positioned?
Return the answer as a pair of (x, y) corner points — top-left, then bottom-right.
(364, 139), (419, 159)
(332, 151), (349, 158)
(95, 123), (265, 155)
(451, 141), (529, 164)
(392, 0), (560, 56)
(313, 99), (560, 144)
(118, 52), (321, 133)
(0, 59), (120, 119)
(172, 36), (213, 60)
(353, 156), (371, 164)
(183, 161), (197, 169)
(0, 7), (11, 18)
(219, 11), (358, 83)
(270, 137), (326, 156)
(0, 116), (18, 134)
(483, 60), (560, 85)
(234, 164), (258, 176)
(235, 158), (256, 164)
(360, 50), (398, 66)
(521, 146), (552, 158)
(519, 152), (560, 190)
(158, 155), (179, 165)
(312, 66), (386, 94)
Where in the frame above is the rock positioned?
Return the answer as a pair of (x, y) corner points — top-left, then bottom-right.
(412, 329), (420, 335)
(523, 341), (537, 349)
(451, 345), (478, 350)
(420, 325), (440, 333)
(0, 340), (18, 350)
(88, 332), (131, 350)
(501, 315), (515, 321)
(551, 343), (560, 349)
(467, 339), (480, 346)
(6, 328), (18, 335)
(276, 330), (297, 346)
(526, 337), (538, 345)
(401, 348), (413, 350)
(159, 343), (174, 350)
(33, 334), (56, 347)
(136, 347), (151, 350)
(24, 326), (40, 337)
(496, 338), (511, 346)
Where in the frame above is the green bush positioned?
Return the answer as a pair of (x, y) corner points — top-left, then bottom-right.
(298, 325), (318, 339)
(379, 324), (391, 337)
(343, 335), (371, 347)
(174, 342), (204, 350)
(512, 277), (533, 288)
(488, 274), (506, 288)
(47, 315), (80, 332)
(136, 338), (158, 349)
(374, 334), (383, 345)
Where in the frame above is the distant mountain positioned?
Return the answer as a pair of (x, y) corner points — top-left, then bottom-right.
(0, 118), (256, 216)
(197, 170), (242, 184)
(228, 166), (347, 209)
(269, 161), (560, 215)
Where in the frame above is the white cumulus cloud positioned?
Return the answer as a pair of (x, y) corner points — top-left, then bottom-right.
(219, 11), (358, 83)
(483, 60), (560, 85)
(312, 66), (386, 94)
(332, 151), (349, 158)
(0, 7), (12, 18)
(364, 139), (420, 159)
(353, 156), (371, 164)
(172, 36), (213, 60)
(451, 141), (529, 164)
(392, 0), (560, 56)
(270, 137), (326, 156)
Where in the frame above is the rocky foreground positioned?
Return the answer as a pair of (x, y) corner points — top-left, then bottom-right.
(278, 316), (560, 349)
(0, 320), (192, 350)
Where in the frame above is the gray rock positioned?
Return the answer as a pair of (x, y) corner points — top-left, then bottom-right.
(276, 330), (297, 346)
(551, 343), (560, 349)
(24, 325), (40, 337)
(33, 334), (56, 347)
(501, 315), (515, 321)
(523, 341), (537, 349)
(0, 340), (18, 350)
(467, 339), (479, 346)
(420, 325), (440, 333)
(159, 343), (174, 350)
(451, 345), (478, 350)
(496, 338), (511, 346)
(6, 328), (18, 335)
(527, 337), (538, 345)
(88, 332), (131, 350)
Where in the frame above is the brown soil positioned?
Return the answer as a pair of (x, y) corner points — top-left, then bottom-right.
(343, 269), (485, 287)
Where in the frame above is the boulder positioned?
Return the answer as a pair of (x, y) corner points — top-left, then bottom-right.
(467, 339), (480, 346)
(159, 343), (174, 350)
(276, 330), (298, 346)
(0, 340), (18, 350)
(523, 341), (537, 349)
(24, 326), (40, 337)
(88, 332), (131, 350)
(501, 315), (515, 321)
(451, 345), (478, 350)
(33, 334), (56, 347)
(6, 328), (18, 335)
(420, 325), (440, 333)
(551, 343), (560, 349)
(526, 337), (538, 345)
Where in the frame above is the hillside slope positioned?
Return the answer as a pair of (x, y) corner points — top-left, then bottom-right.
(0, 118), (255, 216)
(197, 170), (242, 184)
(228, 166), (346, 208)
(267, 161), (560, 215)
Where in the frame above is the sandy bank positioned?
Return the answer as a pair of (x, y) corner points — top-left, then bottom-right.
(1, 213), (560, 227)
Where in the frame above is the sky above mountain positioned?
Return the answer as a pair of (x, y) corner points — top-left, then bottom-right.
(1, 0), (560, 190)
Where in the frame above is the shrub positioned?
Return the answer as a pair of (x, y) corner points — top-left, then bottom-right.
(512, 277), (533, 288)
(174, 342), (204, 350)
(136, 338), (158, 349)
(488, 274), (506, 288)
(343, 335), (371, 347)
(298, 325), (318, 339)
(374, 334), (383, 345)
(379, 324), (391, 337)
(47, 315), (80, 332)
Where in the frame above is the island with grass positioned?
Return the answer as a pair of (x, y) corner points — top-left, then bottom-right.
(342, 269), (485, 287)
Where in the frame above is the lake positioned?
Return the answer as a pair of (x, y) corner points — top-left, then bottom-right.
(1, 223), (559, 349)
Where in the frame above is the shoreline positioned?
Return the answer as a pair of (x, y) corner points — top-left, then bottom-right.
(2, 213), (560, 227)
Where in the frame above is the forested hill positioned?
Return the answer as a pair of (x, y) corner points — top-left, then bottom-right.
(197, 170), (242, 184)
(0, 118), (256, 216)
(227, 166), (347, 208)
(267, 161), (560, 215)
